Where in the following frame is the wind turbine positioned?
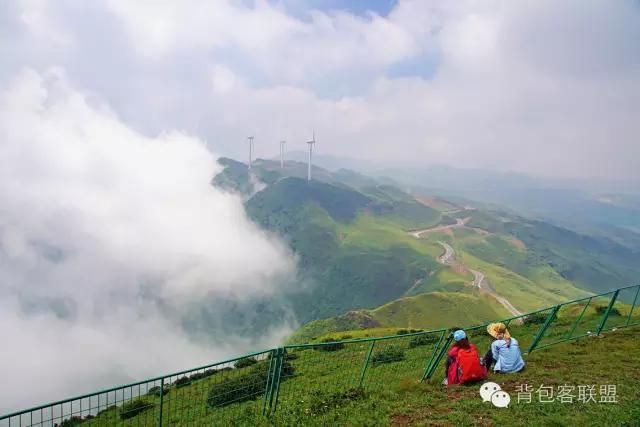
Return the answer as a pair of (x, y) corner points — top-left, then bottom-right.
(306, 130), (316, 181)
(247, 136), (254, 169)
(280, 140), (286, 169)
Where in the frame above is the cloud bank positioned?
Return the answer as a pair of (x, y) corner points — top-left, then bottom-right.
(0, 68), (296, 412)
(2, 0), (637, 181)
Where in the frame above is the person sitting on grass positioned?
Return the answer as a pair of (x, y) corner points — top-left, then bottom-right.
(443, 329), (487, 385)
(483, 322), (525, 373)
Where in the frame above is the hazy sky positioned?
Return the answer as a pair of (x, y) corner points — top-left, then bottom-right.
(1, 0), (638, 181)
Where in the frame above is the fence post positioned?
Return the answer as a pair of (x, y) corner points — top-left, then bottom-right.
(566, 297), (592, 340)
(626, 286), (640, 327)
(596, 290), (620, 335)
(267, 348), (285, 416)
(423, 334), (453, 381)
(262, 349), (276, 416)
(420, 330), (446, 382)
(527, 305), (560, 354)
(157, 377), (165, 427)
(358, 341), (376, 388)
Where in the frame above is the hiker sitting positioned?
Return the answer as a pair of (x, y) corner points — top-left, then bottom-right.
(483, 323), (525, 373)
(444, 330), (487, 385)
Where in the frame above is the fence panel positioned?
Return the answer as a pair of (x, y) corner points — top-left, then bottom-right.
(2, 285), (639, 426)
(158, 349), (273, 425)
(601, 285), (640, 331)
(364, 330), (445, 389)
(273, 338), (370, 417)
(0, 379), (165, 427)
(534, 297), (595, 349)
(0, 350), (274, 427)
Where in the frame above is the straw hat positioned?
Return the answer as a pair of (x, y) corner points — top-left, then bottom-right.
(487, 322), (511, 339)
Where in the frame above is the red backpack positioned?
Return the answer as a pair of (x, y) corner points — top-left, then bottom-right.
(456, 344), (487, 384)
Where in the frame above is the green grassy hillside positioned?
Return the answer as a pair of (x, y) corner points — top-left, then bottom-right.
(289, 291), (508, 343)
(370, 291), (508, 329)
(79, 318), (640, 426)
(213, 158), (637, 337)
(245, 177), (448, 322)
(459, 209), (640, 296)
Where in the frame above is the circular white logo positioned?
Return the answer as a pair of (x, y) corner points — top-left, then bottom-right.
(479, 382), (510, 408)
(491, 390), (511, 408)
(479, 382), (501, 402)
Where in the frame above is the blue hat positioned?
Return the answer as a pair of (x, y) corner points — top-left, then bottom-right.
(453, 330), (467, 342)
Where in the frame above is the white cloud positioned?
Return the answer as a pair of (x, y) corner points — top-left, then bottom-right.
(18, 0), (72, 46)
(210, 64), (238, 94)
(105, 0), (417, 81)
(83, 0), (639, 180)
(0, 68), (296, 412)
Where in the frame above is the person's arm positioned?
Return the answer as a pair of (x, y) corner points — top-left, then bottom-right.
(491, 340), (500, 361)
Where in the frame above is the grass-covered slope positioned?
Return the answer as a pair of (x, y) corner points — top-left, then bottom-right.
(245, 177), (447, 322)
(459, 209), (640, 296)
(370, 291), (508, 329)
(290, 291), (508, 343)
(214, 158), (637, 336)
(81, 319), (640, 426)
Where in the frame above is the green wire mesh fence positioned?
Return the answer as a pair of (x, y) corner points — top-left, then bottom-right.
(1, 284), (638, 426)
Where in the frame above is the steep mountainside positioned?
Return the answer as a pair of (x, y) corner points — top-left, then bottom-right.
(212, 157), (639, 339)
(246, 177), (445, 321)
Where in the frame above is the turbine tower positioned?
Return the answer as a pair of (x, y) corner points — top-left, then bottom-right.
(247, 136), (254, 169)
(306, 130), (316, 181)
(280, 140), (286, 169)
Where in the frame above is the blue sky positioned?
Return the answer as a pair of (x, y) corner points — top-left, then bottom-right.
(281, 0), (398, 17)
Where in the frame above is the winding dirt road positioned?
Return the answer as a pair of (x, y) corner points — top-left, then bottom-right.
(435, 241), (487, 289)
(408, 217), (470, 238)
(409, 228), (523, 317)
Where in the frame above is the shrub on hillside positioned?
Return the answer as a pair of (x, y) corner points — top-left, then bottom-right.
(189, 368), (218, 381)
(371, 346), (405, 366)
(59, 416), (84, 426)
(96, 406), (116, 417)
(408, 334), (439, 348)
(174, 376), (192, 388)
(119, 398), (154, 420)
(207, 366), (267, 409)
(316, 337), (345, 352)
(147, 385), (169, 397)
(396, 329), (410, 335)
(234, 357), (258, 369)
(283, 351), (299, 361)
(266, 353), (296, 377)
(594, 305), (622, 316)
(206, 360), (294, 408)
(525, 311), (555, 325)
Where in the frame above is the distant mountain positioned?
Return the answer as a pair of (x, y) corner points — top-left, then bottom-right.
(280, 151), (380, 173)
(378, 166), (640, 251)
(212, 157), (640, 341)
